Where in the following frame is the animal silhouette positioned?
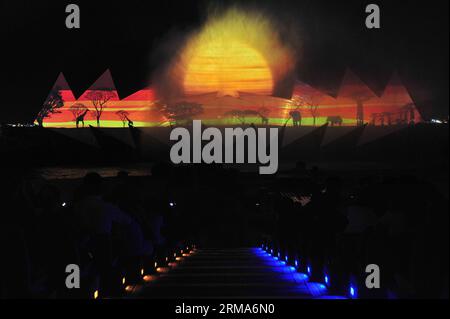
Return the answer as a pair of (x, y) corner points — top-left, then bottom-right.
(76, 109), (89, 128)
(125, 115), (134, 128)
(289, 110), (302, 127)
(260, 115), (269, 125)
(326, 116), (343, 126)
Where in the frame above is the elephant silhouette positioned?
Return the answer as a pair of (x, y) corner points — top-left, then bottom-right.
(289, 111), (302, 127)
(326, 116), (343, 126)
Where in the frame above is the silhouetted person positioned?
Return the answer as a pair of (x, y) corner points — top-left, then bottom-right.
(73, 172), (151, 258)
(293, 161), (309, 177)
(0, 170), (37, 297)
(309, 177), (348, 260)
(32, 184), (80, 294)
(310, 166), (320, 183)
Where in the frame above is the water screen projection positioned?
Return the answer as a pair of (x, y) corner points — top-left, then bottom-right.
(35, 8), (422, 128)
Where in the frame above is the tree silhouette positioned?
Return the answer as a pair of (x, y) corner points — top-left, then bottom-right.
(401, 103), (416, 124)
(224, 109), (246, 124)
(242, 109), (259, 117)
(258, 107), (270, 125)
(290, 93), (321, 126)
(36, 86), (64, 127)
(224, 109), (259, 124)
(290, 95), (306, 109)
(382, 112), (393, 126)
(158, 101), (203, 125)
(303, 94), (321, 126)
(70, 103), (87, 119)
(85, 89), (116, 127)
(116, 110), (130, 127)
(69, 103), (88, 128)
(349, 92), (372, 126)
(370, 113), (379, 126)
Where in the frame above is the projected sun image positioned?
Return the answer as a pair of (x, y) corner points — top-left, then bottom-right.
(35, 8), (422, 128)
(175, 7), (295, 97)
(184, 41), (273, 97)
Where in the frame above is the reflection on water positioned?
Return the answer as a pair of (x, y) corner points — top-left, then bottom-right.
(38, 163), (153, 180)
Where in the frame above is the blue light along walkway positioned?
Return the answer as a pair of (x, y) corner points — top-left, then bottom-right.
(252, 247), (346, 299)
(136, 248), (345, 299)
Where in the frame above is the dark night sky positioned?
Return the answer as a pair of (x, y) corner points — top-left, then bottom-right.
(0, 0), (448, 122)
